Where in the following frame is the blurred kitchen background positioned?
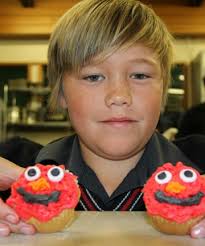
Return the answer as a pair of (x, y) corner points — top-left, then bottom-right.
(1, 0), (205, 145)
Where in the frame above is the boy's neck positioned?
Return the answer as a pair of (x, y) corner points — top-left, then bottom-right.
(79, 143), (144, 196)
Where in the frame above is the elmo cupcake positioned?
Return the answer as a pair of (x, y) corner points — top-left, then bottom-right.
(143, 162), (205, 235)
(7, 164), (80, 233)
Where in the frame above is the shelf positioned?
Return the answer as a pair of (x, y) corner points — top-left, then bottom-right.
(7, 121), (71, 129)
(168, 88), (184, 95)
(8, 86), (51, 95)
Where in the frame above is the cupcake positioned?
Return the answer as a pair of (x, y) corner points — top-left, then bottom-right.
(7, 163), (80, 233)
(143, 162), (205, 235)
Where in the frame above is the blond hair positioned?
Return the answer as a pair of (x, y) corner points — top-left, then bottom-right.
(48, 0), (173, 110)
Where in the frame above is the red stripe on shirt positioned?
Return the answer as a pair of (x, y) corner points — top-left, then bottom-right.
(79, 186), (97, 211)
(120, 188), (142, 211)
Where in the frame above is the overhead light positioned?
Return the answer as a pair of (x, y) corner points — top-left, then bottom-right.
(179, 75), (185, 81)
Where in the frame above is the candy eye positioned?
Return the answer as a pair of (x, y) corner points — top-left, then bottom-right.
(179, 169), (197, 183)
(24, 166), (41, 181)
(47, 166), (64, 182)
(155, 171), (172, 184)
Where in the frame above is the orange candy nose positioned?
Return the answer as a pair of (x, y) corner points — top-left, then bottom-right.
(165, 181), (186, 194)
(29, 177), (50, 191)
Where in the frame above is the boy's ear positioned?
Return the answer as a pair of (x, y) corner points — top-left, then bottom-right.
(59, 93), (68, 109)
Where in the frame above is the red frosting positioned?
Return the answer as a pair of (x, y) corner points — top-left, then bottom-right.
(143, 162), (205, 223)
(7, 164), (80, 222)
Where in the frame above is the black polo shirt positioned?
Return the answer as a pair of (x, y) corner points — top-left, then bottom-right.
(35, 131), (198, 211)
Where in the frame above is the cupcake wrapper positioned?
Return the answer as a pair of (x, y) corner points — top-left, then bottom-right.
(149, 214), (205, 235)
(27, 209), (76, 233)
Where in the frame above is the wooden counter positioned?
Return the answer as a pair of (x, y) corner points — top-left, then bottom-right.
(0, 212), (204, 246)
(1, 1), (205, 37)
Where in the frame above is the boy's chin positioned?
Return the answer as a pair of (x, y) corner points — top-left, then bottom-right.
(96, 143), (143, 161)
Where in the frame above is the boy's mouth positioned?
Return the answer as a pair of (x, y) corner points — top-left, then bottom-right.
(103, 117), (134, 121)
(101, 117), (137, 126)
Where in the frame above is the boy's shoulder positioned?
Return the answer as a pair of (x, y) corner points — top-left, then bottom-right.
(173, 134), (205, 172)
(148, 131), (202, 173)
(35, 134), (76, 164)
(148, 131), (184, 157)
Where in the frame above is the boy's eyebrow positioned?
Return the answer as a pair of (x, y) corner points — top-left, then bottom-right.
(83, 58), (160, 70)
(129, 58), (159, 67)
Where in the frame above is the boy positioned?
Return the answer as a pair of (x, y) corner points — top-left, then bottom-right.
(0, 0), (204, 238)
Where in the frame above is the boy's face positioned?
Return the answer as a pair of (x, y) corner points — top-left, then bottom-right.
(60, 44), (163, 161)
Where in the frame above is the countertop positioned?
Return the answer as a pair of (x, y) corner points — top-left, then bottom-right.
(0, 212), (204, 246)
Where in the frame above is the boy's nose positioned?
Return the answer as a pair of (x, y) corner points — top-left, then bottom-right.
(105, 80), (132, 107)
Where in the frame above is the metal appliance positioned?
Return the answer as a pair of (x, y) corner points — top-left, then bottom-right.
(191, 51), (205, 105)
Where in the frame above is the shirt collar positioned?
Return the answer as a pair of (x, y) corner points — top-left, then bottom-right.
(67, 135), (157, 200)
(67, 137), (111, 201)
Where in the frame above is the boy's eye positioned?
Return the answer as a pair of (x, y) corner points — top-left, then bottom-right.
(83, 74), (105, 82)
(130, 73), (150, 80)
